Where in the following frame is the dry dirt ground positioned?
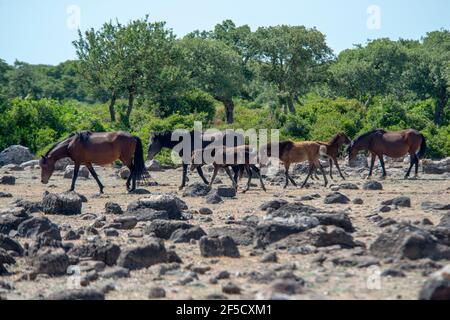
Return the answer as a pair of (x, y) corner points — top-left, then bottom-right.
(0, 162), (449, 300)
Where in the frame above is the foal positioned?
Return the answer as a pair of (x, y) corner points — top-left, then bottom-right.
(190, 146), (266, 193)
(264, 141), (329, 188)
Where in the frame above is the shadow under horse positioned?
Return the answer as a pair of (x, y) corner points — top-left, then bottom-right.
(147, 130), (248, 190)
(39, 131), (146, 193)
(348, 129), (427, 179)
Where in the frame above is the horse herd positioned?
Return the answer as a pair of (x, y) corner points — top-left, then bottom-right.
(38, 128), (427, 194)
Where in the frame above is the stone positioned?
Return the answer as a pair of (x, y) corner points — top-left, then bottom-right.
(42, 192), (82, 216)
(149, 287), (166, 299)
(216, 187), (236, 198)
(381, 269), (406, 278)
(198, 207), (213, 215)
(370, 224), (440, 261)
(20, 160), (39, 169)
(182, 183), (211, 197)
(117, 241), (172, 270)
(0, 248), (15, 274)
(419, 265), (450, 300)
(381, 197), (411, 208)
(0, 234), (24, 255)
(113, 216), (137, 230)
(206, 192), (223, 204)
(31, 248), (69, 276)
(146, 220), (193, 239)
(170, 226), (207, 243)
(222, 282), (242, 295)
(347, 154), (369, 168)
(45, 288), (105, 300)
(17, 217), (61, 240)
(64, 230), (80, 241)
(63, 165), (90, 179)
(421, 202), (450, 212)
(118, 167), (131, 180)
(0, 192), (13, 198)
(68, 241), (121, 266)
(99, 267), (130, 279)
(105, 202), (123, 215)
(338, 183), (359, 190)
(255, 222), (309, 247)
(0, 176), (16, 185)
(54, 157), (74, 171)
(363, 181), (383, 190)
(208, 227), (255, 246)
(199, 236), (240, 258)
(0, 213), (28, 235)
(261, 252), (278, 263)
(422, 158), (450, 175)
(259, 200), (289, 212)
(104, 229), (119, 237)
(255, 279), (307, 300)
(308, 226), (356, 248)
(126, 194), (188, 221)
(14, 199), (43, 213)
(352, 198), (364, 205)
(324, 192), (350, 204)
(0, 145), (33, 166)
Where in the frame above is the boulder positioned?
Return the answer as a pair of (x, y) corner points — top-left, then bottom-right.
(105, 202), (123, 215)
(112, 216), (137, 230)
(0, 248), (16, 275)
(42, 192), (82, 216)
(216, 187), (237, 198)
(419, 265), (450, 300)
(45, 289), (105, 300)
(0, 212), (28, 235)
(324, 192), (350, 204)
(64, 165), (90, 179)
(308, 226), (356, 248)
(363, 181), (383, 190)
(145, 160), (162, 172)
(170, 226), (207, 243)
(0, 176), (16, 185)
(199, 236), (240, 258)
(347, 154), (369, 168)
(0, 145), (33, 166)
(31, 248), (69, 276)
(17, 217), (61, 240)
(205, 192), (223, 204)
(208, 226), (255, 246)
(54, 158), (74, 171)
(68, 241), (121, 266)
(126, 194), (187, 221)
(259, 199), (289, 212)
(0, 234), (24, 255)
(381, 196), (411, 208)
(422, 158), (450, 175)
(182, 183), (211, 197)
(117, 241), (172, 270)
(146, 220), (193, 239)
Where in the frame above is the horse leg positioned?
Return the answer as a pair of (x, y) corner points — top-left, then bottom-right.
(318, 161), (328, 187)
(283, 163), (290, 189)
(209, 166), (219, 188)
(379, 155), (387, 178)
(329, 159), (334, 180)
(179, 164), (188, 190)
(405, 153), (415, 179)
(301, 165), (313, 188)
(86, 164), (104, 194)
(70, 164), (80, 192)
(367, 154), (376, 179)
(224, 167), (237, 190)
(197, 167), (209, 185)
(414, 154), (420, 178)
(334, 158), (346, 180)
(242, 165), (253, 193)
(252, 165), (267, 192)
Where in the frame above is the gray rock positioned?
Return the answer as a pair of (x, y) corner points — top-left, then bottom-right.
(118, 167), (131, 180)
(198, 207), (213, 215)
(217, 187), (236, 198)
(363, 181), (383, 190)
(422, 158), (450, 175)
(113, 216), (137, 230)
(259, 200), (289, 211)
(421, 202), (450, 212)
(170, 226), (207, 243)
(0, 213), (28, 235)
(117, 241), (172, 270)
(31, 248), (69, 276)
(149, 287), (166, 298)
(105, 202), (123, 215)
(206, 192), (223, 204)
(352, 198), (364, 205)
(0, 248), (15, 274)
(45, 288), (105, 300)
(182, 183), (211, 197)
(261, 252), (278, 263)
(381, 197), (411, 208)
(0, 192), (13, 198)
(54, 158), (74, 171)
(0, 234), (24, 255)
(146, 220), (193, 239)
(199, 236), (240, 258)
(208, 227), (255, 246)
(68, 241), (121, 266)
(126, 194), (187, 221)
(419, 265), (450, 300)
(222, 282), (242, 295)
(324, 192), (350, 204)
(255, 222), (309, 247)
(146, 160), (162, 172)
(42, 192), (82, 216)
(0, 176), (16, 185)
(308, 226), (356, 248)
(17, 217), (61, 240)
(64, 165), (90, 179)
(0, 145), (33, 166)
(338, 183), (359, 190)
(381, 269), (406, 278)
(99, 267), (130, 279)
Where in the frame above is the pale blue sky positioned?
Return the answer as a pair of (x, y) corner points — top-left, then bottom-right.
(0, 0), (449, 65)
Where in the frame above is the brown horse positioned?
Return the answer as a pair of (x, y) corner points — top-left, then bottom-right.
(310, 133), (351, 180)
(348, 129), (427, 179)
(264, 141), (329, 188)
(39, 131), (146, 193)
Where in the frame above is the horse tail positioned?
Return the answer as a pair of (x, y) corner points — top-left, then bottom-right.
(132, 136), (146, 181)
(417, 134), (427, 159)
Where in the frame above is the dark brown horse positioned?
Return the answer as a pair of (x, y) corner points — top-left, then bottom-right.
(348, 129), (427, 179)
(39, 131), (146, 193)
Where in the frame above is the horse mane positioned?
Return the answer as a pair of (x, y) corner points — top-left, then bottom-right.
(328, 133), (342, 146)
(352, 129), (386, 146)
(44, 133), (76, 157)
(77, 131), (92, 143)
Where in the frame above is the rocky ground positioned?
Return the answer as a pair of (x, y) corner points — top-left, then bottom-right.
(0, 158), (450, 300)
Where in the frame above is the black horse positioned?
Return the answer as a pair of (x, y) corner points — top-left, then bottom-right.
(147, 130), (247, 189)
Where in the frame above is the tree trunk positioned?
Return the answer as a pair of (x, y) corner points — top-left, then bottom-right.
(215, 96), (235, 124)
(126, 87), (135, 119)
(109, 92), (117, 122)
(287, 96), (295, 114)
(434, 89), (448, 125)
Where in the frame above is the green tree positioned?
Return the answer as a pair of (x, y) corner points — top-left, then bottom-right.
(253, 25), (333, 113)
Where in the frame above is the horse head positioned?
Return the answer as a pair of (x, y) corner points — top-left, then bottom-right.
(39, 155), (56, 184)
